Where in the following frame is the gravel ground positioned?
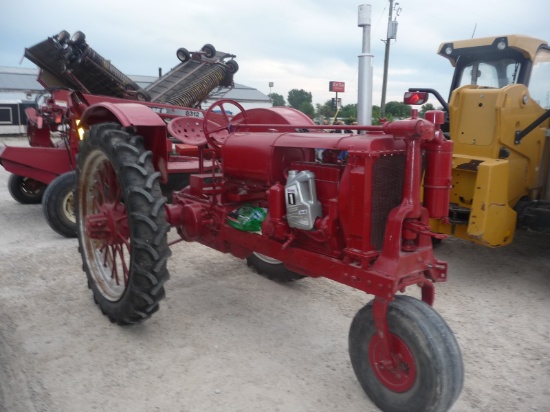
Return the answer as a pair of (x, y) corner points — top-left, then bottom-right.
(0, 136), (549, 412)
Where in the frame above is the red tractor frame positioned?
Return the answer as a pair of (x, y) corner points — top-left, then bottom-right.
(75, 99), (463, 412)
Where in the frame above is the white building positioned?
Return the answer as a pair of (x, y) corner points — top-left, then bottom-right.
(0, 66), (272, 134)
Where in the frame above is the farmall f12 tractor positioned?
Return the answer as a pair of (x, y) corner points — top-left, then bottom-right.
(0, 30), (238, 237)
(406, 34), (550, 247)
(74, 97), (464, 411)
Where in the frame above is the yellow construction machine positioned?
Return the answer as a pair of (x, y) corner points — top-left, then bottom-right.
(406, 34), (550, 246)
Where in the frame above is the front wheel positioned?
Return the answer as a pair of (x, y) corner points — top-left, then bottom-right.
(76, 123), (171, 325)
(349, 295), (463, 412)
(42, 171), (77, 237)
(246, 253), (305, 282)
(8, 174), (46, 204)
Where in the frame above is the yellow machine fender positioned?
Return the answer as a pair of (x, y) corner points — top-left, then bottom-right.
(431, 155), (517, 247)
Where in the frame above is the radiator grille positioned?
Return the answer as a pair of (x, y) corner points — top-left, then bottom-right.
(371, 154), (406, 249)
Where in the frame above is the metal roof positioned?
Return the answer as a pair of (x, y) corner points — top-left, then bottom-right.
(0, 66), (43, 92)
(208, 83), (270, 102)
(0, 66), (271, 104)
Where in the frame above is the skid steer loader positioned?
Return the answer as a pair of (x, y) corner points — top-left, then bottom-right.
(406, 34), (550, 246)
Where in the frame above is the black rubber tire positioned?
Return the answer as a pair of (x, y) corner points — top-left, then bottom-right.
(136, 90), (152, 102)
(76, 123), (171, 325)
(246, 253), (305, 282)
(160, 172), (190, 203)
(7, 174), (46, 204)
(42, 171), (77, 238)
(349, 295), (464, 412)
(70, 31), (86, 46)
(176, 48), (190, 63)
(56, 30), (70, 45)
(201, 44), (216, 58)
(226, 59), (239, 74)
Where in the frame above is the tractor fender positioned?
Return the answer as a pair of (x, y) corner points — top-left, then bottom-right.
(235, 106), (316, 131)
(80, 102), (170, 183)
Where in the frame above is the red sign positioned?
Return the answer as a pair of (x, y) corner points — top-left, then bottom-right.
(329, 81), (345, 93)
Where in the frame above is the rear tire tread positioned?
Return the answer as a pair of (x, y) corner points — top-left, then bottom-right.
(77, 123), (171, 325)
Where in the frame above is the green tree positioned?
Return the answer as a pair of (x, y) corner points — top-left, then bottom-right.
(287, 89), (312, 110)
(339, 103), (357, 123)
(317, 99), (336, 120)
(419, 103), (435, 118)
(384, 101), (412, 119)
(372, 105), (381, 119)
(299, 101), (315, 119)
(268, 93), (286, 107)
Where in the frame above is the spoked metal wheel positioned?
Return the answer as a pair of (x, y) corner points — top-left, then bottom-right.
(76, 123), (171, 324)
(349, 295), (464, 412)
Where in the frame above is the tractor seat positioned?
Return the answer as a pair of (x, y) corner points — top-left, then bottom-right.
(167, 116), (209, 146)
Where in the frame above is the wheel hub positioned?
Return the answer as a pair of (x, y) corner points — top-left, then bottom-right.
(22, 178), (43, 193)
(369, 333), (417, 392)
(85, 202), (129, 245)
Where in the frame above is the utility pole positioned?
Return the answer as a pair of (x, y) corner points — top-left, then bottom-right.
(380, 0), (400, 118)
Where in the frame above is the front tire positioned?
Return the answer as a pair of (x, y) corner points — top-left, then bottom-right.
(349, 295), (463, 412)
(8, 174), (46, 204)
(42, 171), (76, 237)
(246, 253), (305, 282)
(160, 172), (190, 203)
(76, 123), (171, 325)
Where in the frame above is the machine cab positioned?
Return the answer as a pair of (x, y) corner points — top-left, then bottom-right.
(440, 35), (550, 107)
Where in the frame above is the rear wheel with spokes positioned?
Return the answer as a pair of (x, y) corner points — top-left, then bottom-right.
(76, 123), (171, 324)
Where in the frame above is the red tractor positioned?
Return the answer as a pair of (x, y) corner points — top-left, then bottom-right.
(74, 99), (464, 412)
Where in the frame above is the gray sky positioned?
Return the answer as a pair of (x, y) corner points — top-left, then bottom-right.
(1, 0), (548, 108)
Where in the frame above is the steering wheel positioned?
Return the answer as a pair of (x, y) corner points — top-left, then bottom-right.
(203, 99), (248, 151)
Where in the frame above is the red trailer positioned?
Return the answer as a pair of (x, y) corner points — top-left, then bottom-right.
(74, 98), (464, 412)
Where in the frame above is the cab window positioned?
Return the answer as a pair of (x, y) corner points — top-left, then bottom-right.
(458, 58), (521, 89)
(529, 49), (550, 109)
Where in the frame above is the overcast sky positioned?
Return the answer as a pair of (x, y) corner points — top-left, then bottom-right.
(1, 0), (548, 108)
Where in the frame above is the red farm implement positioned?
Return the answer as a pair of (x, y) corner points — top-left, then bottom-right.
(0, 30), (238, 237)
(74, 98), (464, 412)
